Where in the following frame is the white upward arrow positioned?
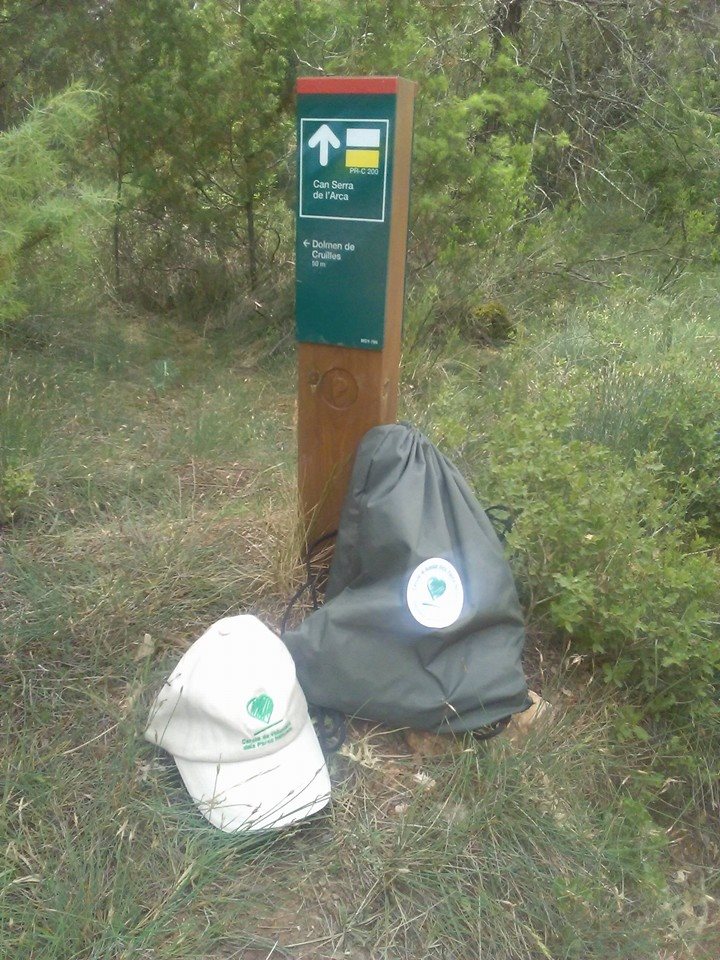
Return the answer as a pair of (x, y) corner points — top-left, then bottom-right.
(308, 124), (340, 167)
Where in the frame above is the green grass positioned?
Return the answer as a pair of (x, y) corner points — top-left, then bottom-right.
(2, 305), (719, 958)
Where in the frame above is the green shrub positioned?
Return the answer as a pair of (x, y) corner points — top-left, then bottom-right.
(478, 412), (719, 724)
(0, 86), (105, 334)
(406, 279), (720, 728)
(571, 360), (720, 533)
(524, 293), (720, 533)
(149, 357), (181, 395)
(605, 57), (720, 254)
(0, 463), (35, 524)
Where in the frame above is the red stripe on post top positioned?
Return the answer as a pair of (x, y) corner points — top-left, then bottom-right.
(296, 76), (399, 95)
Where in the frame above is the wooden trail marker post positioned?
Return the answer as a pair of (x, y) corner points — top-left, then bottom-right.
(295, 76), (416, 543)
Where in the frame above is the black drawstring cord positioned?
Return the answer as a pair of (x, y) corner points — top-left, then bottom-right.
(485, 504), (517, 544)
(281, 531), (347, 756)
(280, 530), (337, 636)
(310, 704), (347, 756)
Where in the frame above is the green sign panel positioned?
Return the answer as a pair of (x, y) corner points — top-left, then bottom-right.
(296, 93), (396, 350)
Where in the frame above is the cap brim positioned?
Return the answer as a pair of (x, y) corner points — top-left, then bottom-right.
(174, 720), (332, 832)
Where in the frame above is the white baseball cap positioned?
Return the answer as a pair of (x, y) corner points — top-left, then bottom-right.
(144, 615), (331, 832)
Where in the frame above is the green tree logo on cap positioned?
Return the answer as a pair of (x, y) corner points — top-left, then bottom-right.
(247, 693), (274, 725)
(427, 577), (447, 601)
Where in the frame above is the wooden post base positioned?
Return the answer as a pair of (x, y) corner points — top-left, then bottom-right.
(297, 340), (399, 544)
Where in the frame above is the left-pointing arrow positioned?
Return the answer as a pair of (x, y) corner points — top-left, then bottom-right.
(308, 123), (340, 167)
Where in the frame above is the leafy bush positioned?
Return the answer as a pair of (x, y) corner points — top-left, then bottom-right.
(481, 414), (719, 725)
(0, 86), (104, 334)
(572, 360), (720, 533)
(407, 277), (720, 728)
(606, 52), (720, 252)
(0, 463), (35, 524)
(526, 291), (720, 533)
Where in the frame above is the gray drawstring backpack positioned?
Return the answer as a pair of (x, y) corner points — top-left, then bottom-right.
(283, 423), (530, 733)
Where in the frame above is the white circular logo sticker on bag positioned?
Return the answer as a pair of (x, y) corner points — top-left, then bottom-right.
(407, 558), (464, 629)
